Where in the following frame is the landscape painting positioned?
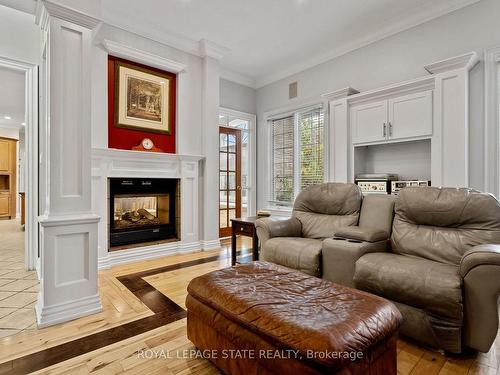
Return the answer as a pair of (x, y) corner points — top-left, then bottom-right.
(115, 61), (174, 134)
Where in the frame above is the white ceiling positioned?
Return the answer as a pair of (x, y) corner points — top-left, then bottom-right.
(0, 67), (25, 128)
(101, 0), (480, 87)
(1, 0), (480, 88)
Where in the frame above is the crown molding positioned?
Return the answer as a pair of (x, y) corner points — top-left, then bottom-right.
(255, 0), (481, 88)
(220, 68), (256, 89)
(199, 39), (230, 60)
(102, 39), (187, 73)
(321, 87), (359, 102)
(35, 0), (101, 29)
(424, 51), (479, 74)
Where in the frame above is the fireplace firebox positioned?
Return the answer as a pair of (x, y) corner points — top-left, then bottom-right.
(109, 178), (179, 247)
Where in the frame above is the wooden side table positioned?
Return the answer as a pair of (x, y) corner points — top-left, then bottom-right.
(230, 216), (260, 265)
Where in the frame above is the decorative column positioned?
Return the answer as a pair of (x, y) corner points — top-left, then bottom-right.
(199, 40), (228, 249)
(424, 52), (478, 188)
(322, 87), (359, 182)
(35, 0), (102, 327)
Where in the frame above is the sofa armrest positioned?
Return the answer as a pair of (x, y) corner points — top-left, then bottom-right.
(334, 226), (389, 243)
(322, 237), (388, 288)
(460, 244), (500, 352)
(255, 217), (302, 247)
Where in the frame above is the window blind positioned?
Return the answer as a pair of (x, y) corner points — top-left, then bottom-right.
(299, 108), (324, 190)
(271, 116), (294, 203)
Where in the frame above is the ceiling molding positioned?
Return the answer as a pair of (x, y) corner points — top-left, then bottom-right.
(198, 39), (230, 60)
(424, 51), (479, 74)
(36, 0), (101, 29)
(102, 39), (187, 73)
(321, 87), (359, 102)
(220, 68), (256, 89)
(255, 0), (481, 88)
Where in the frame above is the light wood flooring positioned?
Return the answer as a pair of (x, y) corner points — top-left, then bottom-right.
(0, 219), (38, 338)
(0, 237), (498, 374)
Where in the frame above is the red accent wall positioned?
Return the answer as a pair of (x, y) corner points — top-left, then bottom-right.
(107, 56), (176, 153)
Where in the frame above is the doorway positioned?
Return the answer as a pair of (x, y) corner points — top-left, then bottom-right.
(219, 127), (242, 238)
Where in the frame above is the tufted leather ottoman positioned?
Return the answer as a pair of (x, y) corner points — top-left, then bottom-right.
(186, 261), (402, 375)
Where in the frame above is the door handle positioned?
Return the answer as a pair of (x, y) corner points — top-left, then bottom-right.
(237, 186), (242, 190)
(383, 122), (387, 138)
(388, 122), (393, 137)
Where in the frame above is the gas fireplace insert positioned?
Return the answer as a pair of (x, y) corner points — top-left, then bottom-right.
(109, 178), (179, 248)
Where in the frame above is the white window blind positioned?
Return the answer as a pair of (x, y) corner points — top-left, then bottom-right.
(299, 108), (324, 190)
(271, 116), (294, 203)
(270, 105), (325, 205)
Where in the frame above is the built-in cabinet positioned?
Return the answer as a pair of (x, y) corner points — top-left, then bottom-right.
(0, 137), (17, 219)
(324, 52), (478, 187)
(351, 90), (433, 144)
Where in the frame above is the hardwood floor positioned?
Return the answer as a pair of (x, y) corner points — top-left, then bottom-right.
(0, 237), (498, 374)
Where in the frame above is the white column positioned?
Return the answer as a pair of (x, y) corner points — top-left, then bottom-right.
(322, 87), (359, 182)
(199, 40), (228, 249)
(425, 52), (478, 188)
(35, 1), (102, 327)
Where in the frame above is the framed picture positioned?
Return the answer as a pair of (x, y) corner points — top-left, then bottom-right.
(114, 61), (175, 134)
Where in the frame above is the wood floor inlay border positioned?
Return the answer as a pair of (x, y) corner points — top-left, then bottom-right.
(0, 251), (245, 375)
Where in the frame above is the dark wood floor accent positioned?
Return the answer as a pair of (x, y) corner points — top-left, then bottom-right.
(0, 251), (250, 375)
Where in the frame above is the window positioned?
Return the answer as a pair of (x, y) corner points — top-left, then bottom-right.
(270, 105), (325, 205)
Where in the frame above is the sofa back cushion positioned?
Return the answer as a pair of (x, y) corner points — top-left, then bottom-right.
(392, 187), (500, 265)
(292, 183), (361, 239)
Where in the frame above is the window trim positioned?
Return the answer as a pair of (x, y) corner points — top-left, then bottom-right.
(267, 102), (328, 207)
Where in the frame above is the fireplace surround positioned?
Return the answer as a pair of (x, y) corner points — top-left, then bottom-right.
(109, 177), (179, 247)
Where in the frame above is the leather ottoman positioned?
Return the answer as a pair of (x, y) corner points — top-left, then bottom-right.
(186, 261), (402, 375)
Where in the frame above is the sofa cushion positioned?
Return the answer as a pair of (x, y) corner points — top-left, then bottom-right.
(261, 237), (322, 276)
(292, 183), (361, 239)
(354, 253), (462, 323)
(392, 187), (500, 265)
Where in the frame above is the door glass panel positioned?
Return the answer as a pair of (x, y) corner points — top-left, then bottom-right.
(228, 191), (236, 208)
(228, 172), (236, 189)
(228, 209), (236, 225)
(220, 210), (228, 228)
(220, 134), (227, 149)
(220, 152), (227, 171)
(220, 173), (227, 189)
(228, 153), (236, 171)
(220, 191), (228, 208)
(228, 134), (236, 153)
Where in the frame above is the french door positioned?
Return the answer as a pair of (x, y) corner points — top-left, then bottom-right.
(219, 127), (242, 237)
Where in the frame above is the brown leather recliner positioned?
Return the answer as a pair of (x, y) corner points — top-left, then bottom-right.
(351, 187), (500, 353)
(255, 183), (362, 276)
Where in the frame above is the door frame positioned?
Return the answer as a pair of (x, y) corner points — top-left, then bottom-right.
(0, 56), (39, 271)
(219, 126), (242, 238)
(218, 107), (257, 217)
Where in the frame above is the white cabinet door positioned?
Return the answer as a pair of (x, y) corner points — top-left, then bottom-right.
(388, 90), (433, 140)
(350, 100), (388, 144)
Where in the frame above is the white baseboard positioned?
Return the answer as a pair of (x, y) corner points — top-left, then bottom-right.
(35, 293), (102, 328)
(201, 239), (221, 250)
(98, 240), (207, 270)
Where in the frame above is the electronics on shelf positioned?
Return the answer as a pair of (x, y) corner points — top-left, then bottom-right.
(354, 174), (399, 195)
(391, 180), (431, 195)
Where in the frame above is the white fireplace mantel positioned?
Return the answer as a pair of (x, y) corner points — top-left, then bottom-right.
(91, 148), (213, 269)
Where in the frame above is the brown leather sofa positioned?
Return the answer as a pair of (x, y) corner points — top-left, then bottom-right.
(255, 183), (363, 276)
(348, 187), (500, 353)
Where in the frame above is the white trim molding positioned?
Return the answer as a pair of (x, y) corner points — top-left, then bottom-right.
(0, 56), (39, 271)
(36, 0), (101, 29)
(102, 39), (187, 73)
(484, 46), (500, 198)
(424, 51), (479, 74)
(322, 87), (359, 102)
(199, 39), (230, 60)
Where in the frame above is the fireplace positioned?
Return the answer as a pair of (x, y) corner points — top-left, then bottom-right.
(109, 178), (179, 247)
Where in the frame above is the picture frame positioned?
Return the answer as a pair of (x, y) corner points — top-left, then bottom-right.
(114, 60), (175, 135)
